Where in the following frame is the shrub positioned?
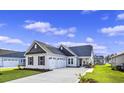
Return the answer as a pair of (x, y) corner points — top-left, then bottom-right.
(18, 65), (24, 70)
(79, 74), (97, 83)
(111, 66), (117, 70)
(23, 68), (51, 72)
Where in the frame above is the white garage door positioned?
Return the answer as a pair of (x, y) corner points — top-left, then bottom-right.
(55, 58), (66, 68)
(3, 61), (19, 67)
(49, 58), (66, 69)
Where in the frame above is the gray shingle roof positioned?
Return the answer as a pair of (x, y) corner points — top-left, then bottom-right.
(0, 49), (17, 55)
(0, 52), (25, 58)
(69, 45), (93, 56)
(33, 41), (93, 56)
(36, 41), (64, 55)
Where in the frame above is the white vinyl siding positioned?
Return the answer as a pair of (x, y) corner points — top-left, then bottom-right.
(25, 53), (66, 70)
(111, 54), (124, 66)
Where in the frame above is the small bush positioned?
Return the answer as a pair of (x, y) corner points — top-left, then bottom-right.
(79, 74), (97, 83)
(111, 66), (117, 70)
(17, 65), (24, 70)
(23, 68), (51, 72)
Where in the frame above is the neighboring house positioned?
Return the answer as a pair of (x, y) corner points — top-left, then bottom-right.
(25, 40), (94, 70)
(94, 55), (105, 65)
(110, 52), (124, 67)
(0, 49), (25, 67)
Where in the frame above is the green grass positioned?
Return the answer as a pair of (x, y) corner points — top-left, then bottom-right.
(0, 68), (44, 83)
(83, 64), (124, 83)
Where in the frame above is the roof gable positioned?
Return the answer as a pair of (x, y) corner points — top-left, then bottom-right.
(26, 43), (46, 55)
(26, 40), (64, 55)
(59, 45), (74, 56)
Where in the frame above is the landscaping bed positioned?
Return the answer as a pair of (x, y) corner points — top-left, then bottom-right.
(0, 68), (45, 83)
(80, 64), (124, 83)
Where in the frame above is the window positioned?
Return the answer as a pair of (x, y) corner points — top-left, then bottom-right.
(34, 44), (37, 49)
(4, 59), (7, 61)
(71, 58), (73, 64)
(21, 59), (25, 63)
(86, 58), (88, 60)
(53, 57), (56, 60)
(68, 58), (70, 64)
(38, 56), (45, 65)
(49, 57), (52, 59)
(28, 57), (33, 65)
(60, 47), (63, 50)
(8, 59), (11, 61)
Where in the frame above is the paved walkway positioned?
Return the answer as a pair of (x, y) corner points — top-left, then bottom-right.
(7, 67), (88, 83)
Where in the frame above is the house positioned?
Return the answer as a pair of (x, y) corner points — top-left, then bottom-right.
(110, 52), (124, 67)
(25, 40), (94, 70)
(94, 55), (105, 65)
(0, 49), (25, 67)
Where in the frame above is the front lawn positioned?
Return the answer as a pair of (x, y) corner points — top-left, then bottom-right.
(0, 68), (44, 83)
(82, 64), (124, 83)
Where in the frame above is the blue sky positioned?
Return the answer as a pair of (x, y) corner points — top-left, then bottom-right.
(0, 10), (124, 55)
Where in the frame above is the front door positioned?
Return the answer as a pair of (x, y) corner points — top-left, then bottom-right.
(79, 59), (82, 66)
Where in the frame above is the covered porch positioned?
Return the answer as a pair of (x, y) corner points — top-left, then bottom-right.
(78, 57), (91, 67)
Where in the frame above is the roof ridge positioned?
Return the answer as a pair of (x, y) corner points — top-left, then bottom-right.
(61, 45), (77, 56)
(35, 40), (57, 48)
(0, 49), (19, 52)
(35, 40), (64, 55)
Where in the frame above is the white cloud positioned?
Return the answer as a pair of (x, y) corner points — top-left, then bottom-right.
(0, 36), (9, 41)
(54, 29), (67, 35)
(81, 10), (98, 14)
(101, 25), (124, 36)
(0, 35), (28, 46)
(24, 20), (35, 23)
(56, 41), (86, 47)
(86, 37), (94, 43)
(117, 13), (124, 20)
(5, 39), (23, 44)
(101, 16), (109, 20)
(115, 41), (124, 45)
(24, 21), (76, 38)
(0, 23), (6, 27)
(24, 21), (53, 33)
(67, 33), (75, 38)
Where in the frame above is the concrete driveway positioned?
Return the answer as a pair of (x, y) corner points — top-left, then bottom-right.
(7, 67), (88, 83)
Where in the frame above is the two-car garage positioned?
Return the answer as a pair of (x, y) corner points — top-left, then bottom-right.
(0, 58), (19, 67)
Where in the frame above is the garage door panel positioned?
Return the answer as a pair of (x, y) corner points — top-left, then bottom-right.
(3, 61), (19, 67)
